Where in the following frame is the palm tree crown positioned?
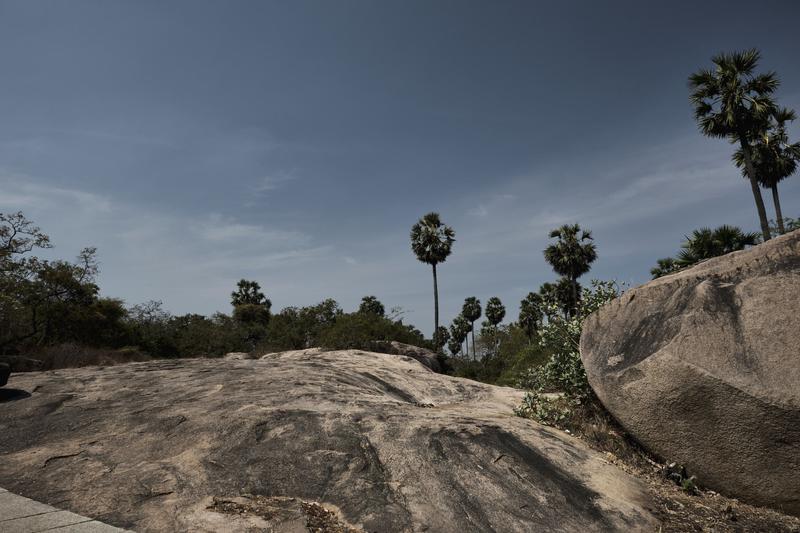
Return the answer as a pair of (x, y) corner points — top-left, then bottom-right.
(676, 225), (759, 267)
(543, 224), (597, 281)
(410, 212), (455, 266)
(733, 107), (800, 234)
(485, 297), (505, 327)
(689, 48), (779, 240)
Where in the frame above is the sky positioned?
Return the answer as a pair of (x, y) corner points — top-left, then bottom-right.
(1, 0), (799, 335)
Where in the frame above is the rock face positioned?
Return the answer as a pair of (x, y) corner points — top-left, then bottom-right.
(581, 230), (800, 515)
(0, 350), (657, 532)
(370, 341), (441, 372)
(0, 362), (9, 387)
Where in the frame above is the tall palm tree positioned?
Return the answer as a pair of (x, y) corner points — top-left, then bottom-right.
(689, 49), (778, 241)
(543, 223), (597, 317)
(734, 107), (800, 235)
(484, 297), (505, 357)
(461, 297), (482, 359)
(410, 213), (455, 335)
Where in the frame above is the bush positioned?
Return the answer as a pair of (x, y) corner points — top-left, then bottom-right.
(317, 312), (427, 351)
(26, 343), (151, 371)
(515, 280), (620, 426)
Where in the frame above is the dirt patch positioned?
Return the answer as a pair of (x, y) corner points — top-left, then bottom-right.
(209, 495), (364, 532)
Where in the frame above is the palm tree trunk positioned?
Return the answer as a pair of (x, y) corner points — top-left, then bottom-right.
(471, 326), (476, 360)
(464, 336), (468, 359)
(739, 135), (772, 241)
(432, 263), (439, 335)
(772, 184), (785, 234)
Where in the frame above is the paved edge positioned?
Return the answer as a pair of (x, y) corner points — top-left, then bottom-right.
(0, 488), (133, 532)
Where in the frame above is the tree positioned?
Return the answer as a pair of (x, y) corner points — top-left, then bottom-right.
(461, 297), (482, 359)
(358, 295), (386, 317)
(543, 224), (597, 317)
(230, 279), (271, 348)
(433, 325), (450, 352)
(483, 297), (505, 357)
(450, 315), (470, 357)
(650, 257), (680, 279)
(734, 107), (800, 235)
(485, 297), (505, 327)
(410, 213), (455, 335)
(676, 225), (759, 267)
(689, 49), (778, 241)
(231, 279), (270, 308)
(518, 292), (544, 342)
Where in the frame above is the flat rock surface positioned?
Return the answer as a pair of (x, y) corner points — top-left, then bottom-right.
(581, 229), (800, 515)
(0, 350), (658, 532)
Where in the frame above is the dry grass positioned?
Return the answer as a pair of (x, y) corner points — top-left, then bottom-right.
(24, 343), (152, 371)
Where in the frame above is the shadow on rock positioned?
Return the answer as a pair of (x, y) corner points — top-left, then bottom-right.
(0, 388), (32, 403)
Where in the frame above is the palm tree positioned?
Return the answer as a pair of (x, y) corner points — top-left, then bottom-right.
(543, 224), (597, 317)
(485, 297), (505, 327)
(650, 257), (680, 279)
(358, 295), (385, 317)
(689, 49), (778, 241)
(518, 292), (543, 342)
(410, 213), (455, 335)
(734, 107), (800, 235)
(433, 325), (449, 352)
(484, 297), (505, 356)
(675, 225), (759, 267)
(461, 297), (482, 359)
(450, 315), (470, 358)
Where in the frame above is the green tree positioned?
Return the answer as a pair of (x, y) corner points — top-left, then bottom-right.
(518, 292), (544, 342)
(675, 225), (759, 267)
(450, 315), (470, 357)
(231, 279), (270, 307)
(543, 224), (597, 317)
(446, 335), (462, 358)
(358, 295), (386, 317)
(484, 297), (505, 357)
(689, 49), (778, 241)
(650, 257), (680, 279)
(410, 213), (455, 335)
(485, 297), (505, 327)
(734, 107), (800, 235)
(230, 279), (271, 347)
(461, 297), (482, 359)
(433, 325), (450, 352)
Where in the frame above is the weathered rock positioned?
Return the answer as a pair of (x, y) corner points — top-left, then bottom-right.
(370, 341), (441, 372)
(580, 229), (800, 515)
(223, 352), (256, 360)
(0, 350), (657, 532)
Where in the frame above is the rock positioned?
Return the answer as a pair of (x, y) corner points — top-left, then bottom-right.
(0, 362), (9, 387)
(370, 341), (441, 372)
(0, 350), (657, 532)
(580, 229), (800, 515)
(223, 352), (256, 360)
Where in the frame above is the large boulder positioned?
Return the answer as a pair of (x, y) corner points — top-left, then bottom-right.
(580, 230), (800, 515)
(0, 349), (657, 532)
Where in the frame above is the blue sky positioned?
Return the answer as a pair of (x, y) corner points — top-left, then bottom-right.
(1, 0), (799, 334)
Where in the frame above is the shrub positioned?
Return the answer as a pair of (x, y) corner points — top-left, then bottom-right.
(515, 280), (620, 426)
